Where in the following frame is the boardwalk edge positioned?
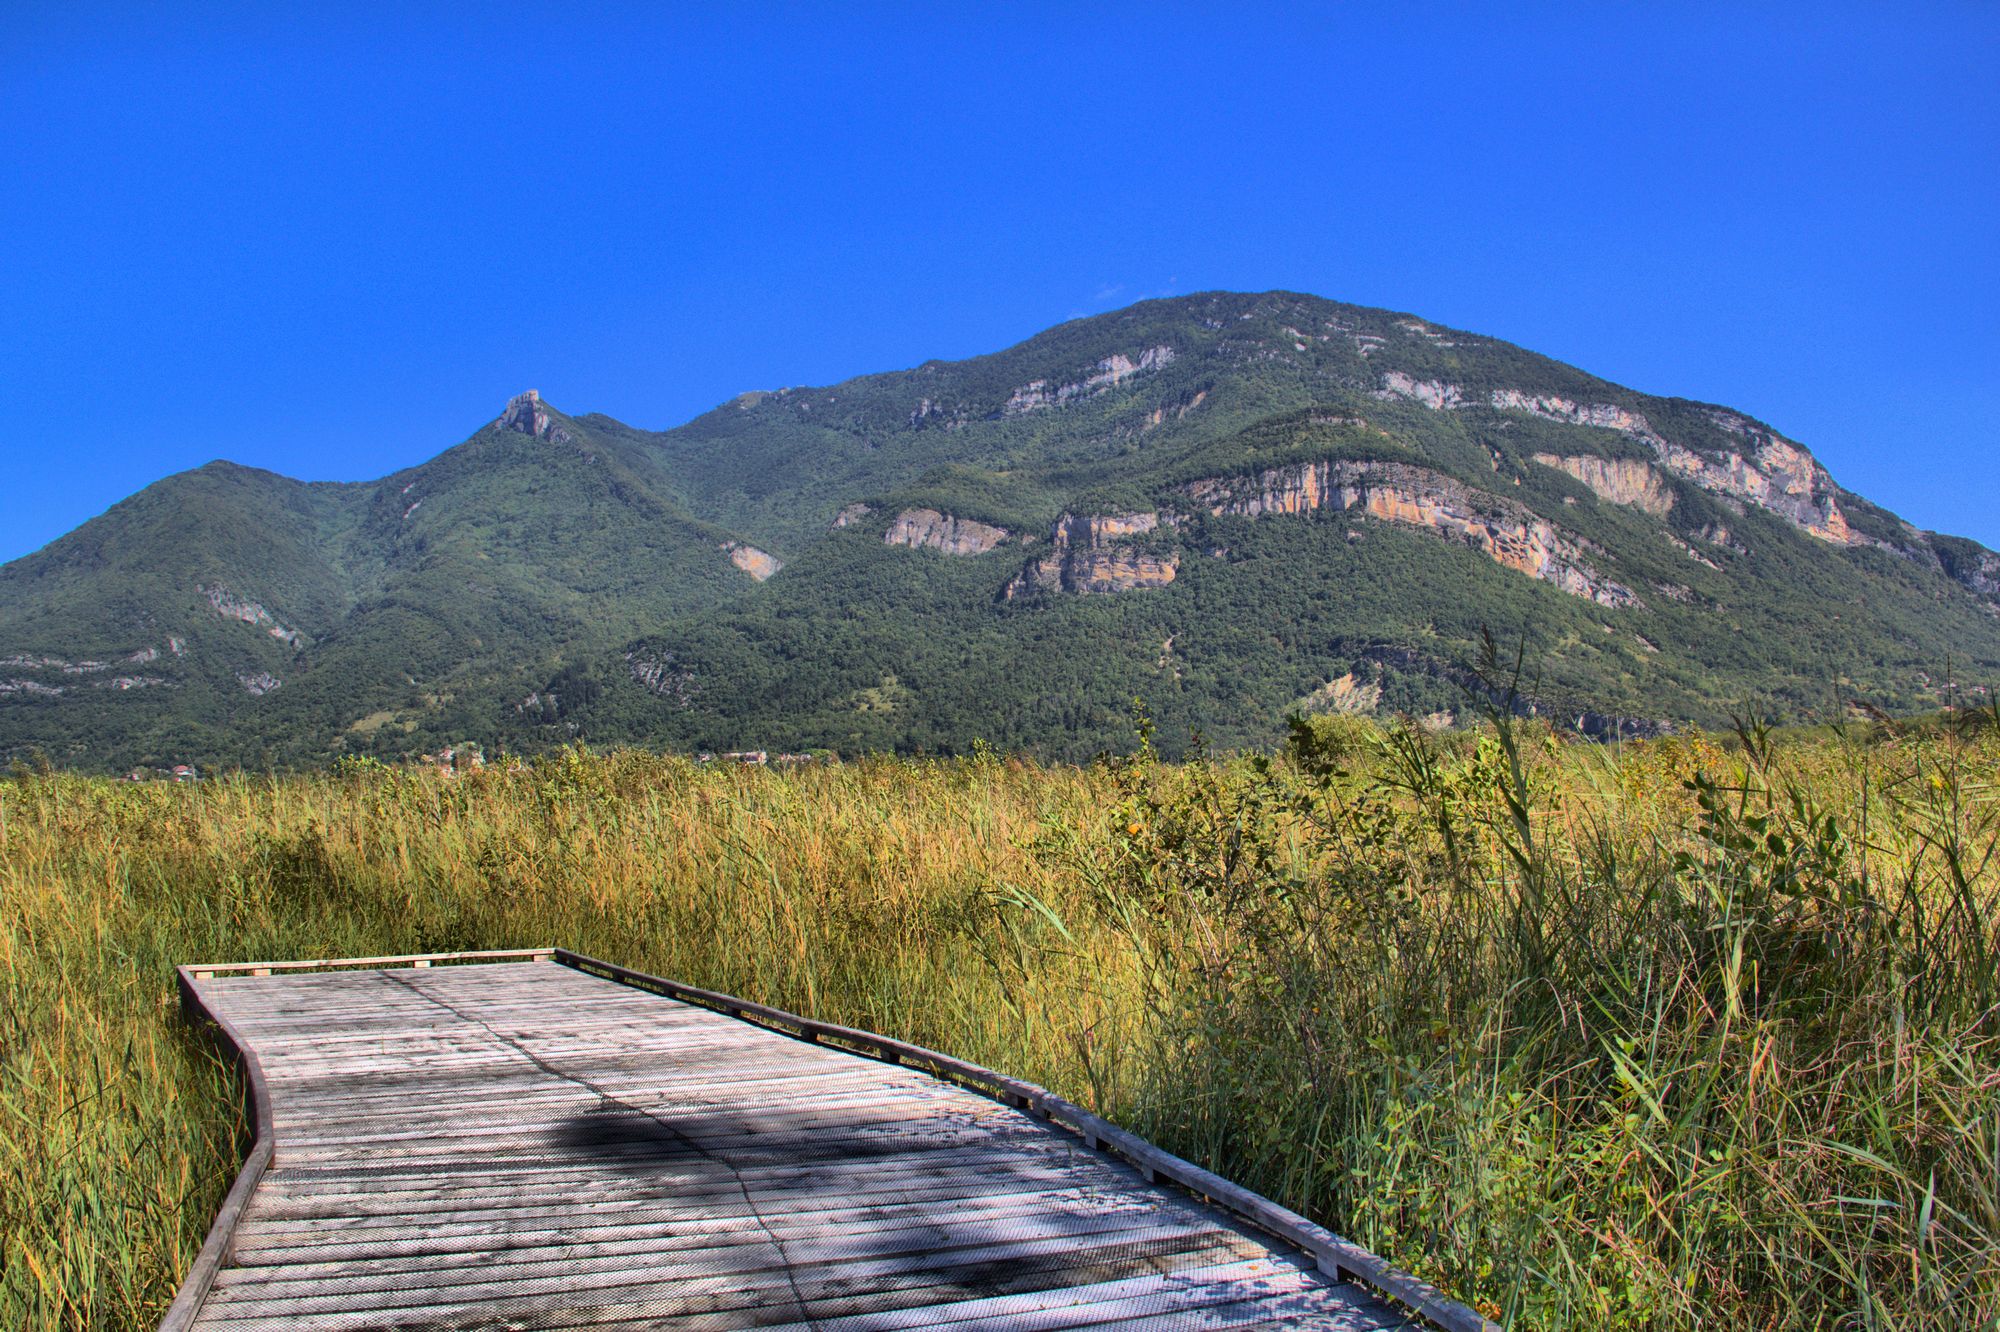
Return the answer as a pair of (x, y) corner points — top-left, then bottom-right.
(160, 949), (554, 1331)
(555, 947), (1501, 1332)
(159, 966), (275, 1332)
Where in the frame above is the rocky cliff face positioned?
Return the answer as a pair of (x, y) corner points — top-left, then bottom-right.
(201, 584), (302, 645)
(1934, 540), (2000, 601)
(1183, 461), (1641, 608)
(1375, 374), (1866, 548)
(1655, 432), (1853, 544)
(626, 651), (696, 707)
(0, 643), (180, 702)
(237, 671), (281, 696)
(1004, 346), (1176, 415)
(1374, 371), (1463, 410)
(497, 390), (576, 446)
(1532, 454), (1676, 516)
(883, 509), (1010, 555)
(1003, 513), (1179, 598)
(1490, 389), (1656, 437)
(1490, 390), (1858, 545)
(1297, 672), (1382, 716)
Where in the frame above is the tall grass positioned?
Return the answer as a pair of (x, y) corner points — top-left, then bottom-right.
(2, 727), (1995, 1329)
(1054, 714), (2000, 1328)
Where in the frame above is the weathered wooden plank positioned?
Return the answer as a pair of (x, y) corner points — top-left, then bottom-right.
(244, 1163), (1122, 1210)
(244, 1142), (1129, 1204)
(196, 1229), (1266, 1325)
(250, 1132), (1100, 1194)
(232, 1162), (1133, 1241)
(248, 1132), (1078, 1193)
(261, 1059), (955, 1095)
(262, 1121), (1077, 1178)
(229, 1188), (1173, 1269)
(264, 1074), (951, 1125)
(234, 1158), (1123, 1232)
(253, 1041), (876, 1084)
(211, 1209), (1231, 1304)
(263, 1097), (1035, 1156)
(737, 1256), (1396, 1332)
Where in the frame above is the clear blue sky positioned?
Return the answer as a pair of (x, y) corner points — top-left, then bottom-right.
(3, 4), (1995, 563)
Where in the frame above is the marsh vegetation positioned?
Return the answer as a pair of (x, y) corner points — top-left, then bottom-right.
(3, 712), (1996, 1328)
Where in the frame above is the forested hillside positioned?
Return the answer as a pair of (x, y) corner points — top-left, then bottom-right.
(6, 291), (1997, 769)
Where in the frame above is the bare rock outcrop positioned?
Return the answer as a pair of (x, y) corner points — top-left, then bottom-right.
(1532, 454), (1675, 516)
(1654, 434), (1855, 545)
(1298, 672), (1382, 716)
(1003, 513), (1179, 598)
(1490, 390), (1662, 440)
(0, 647), (174, 696)
(721, 542), (783, 581)
(831, 503), (875, 530)
(200, 585), (303, 646)
(884, 509), (1010, 555)
(1143, 387), (1209, 429)
(1374, 371), (1463, 410)
(1488, 391), (1859, 545)
(1934, 541), (2000, 600)
(908, 398), (966, 429)
(4, 653), (102, 673)
(1182, 461), (1641, 608)
(496, 389), (575, 446)
(626, 651), (696, 707)
(1003, 346), (1176, 415)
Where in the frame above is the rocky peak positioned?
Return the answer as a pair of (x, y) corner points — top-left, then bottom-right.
(497, 389), (574, 445)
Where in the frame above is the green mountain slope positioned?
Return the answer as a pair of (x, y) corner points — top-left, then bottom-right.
(7, 292), (1998, 768)
(0, 394), (757, 766)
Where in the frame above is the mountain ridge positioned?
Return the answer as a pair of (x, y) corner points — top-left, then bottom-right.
(5, 290), (1995, 769)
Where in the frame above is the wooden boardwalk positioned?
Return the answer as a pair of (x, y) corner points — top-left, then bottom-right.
(164, 952), (1492, 1331)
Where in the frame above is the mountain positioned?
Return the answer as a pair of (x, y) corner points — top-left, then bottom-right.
(6, 291), (1998, 769)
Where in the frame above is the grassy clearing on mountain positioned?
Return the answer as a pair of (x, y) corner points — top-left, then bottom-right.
(2, 718), (1996, 1329)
